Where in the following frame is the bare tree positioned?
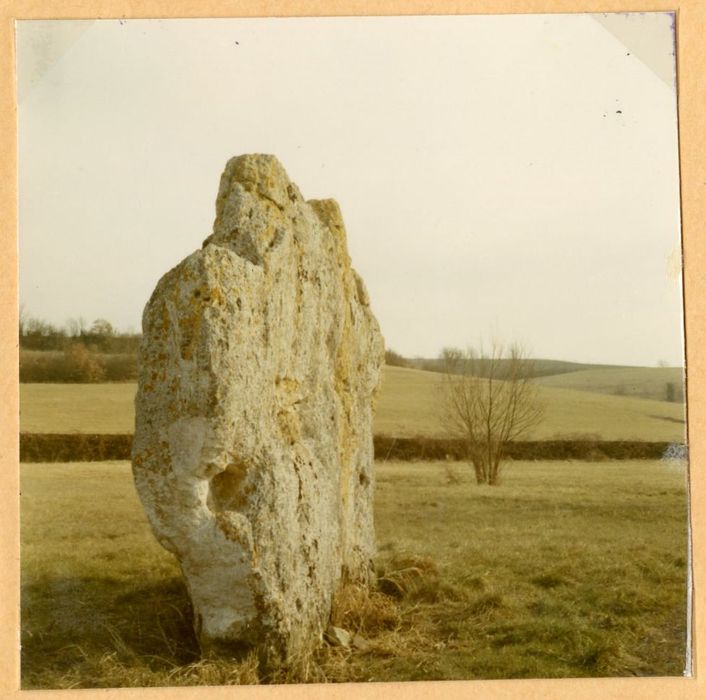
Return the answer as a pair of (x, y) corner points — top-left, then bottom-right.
(439, 341), (545, 485)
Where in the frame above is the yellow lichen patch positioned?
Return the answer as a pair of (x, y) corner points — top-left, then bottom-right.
(237, 156), (285, 198)
(277, 408), (301, 445)
(159, 304), (171, 333)
(277, 376), (301, 397)
(177, 306), (203, 362)
(204, 285), (225, 306)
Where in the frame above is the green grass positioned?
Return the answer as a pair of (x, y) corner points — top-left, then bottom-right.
(21, 459), (689, 687)
(20, 366), (687, 442)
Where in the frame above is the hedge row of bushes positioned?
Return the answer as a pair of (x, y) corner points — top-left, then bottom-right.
(20, 347), (138, 383)
(374, 435), (679, 461)
(20, 434), (134, 462)
(20, 433), (682, 464)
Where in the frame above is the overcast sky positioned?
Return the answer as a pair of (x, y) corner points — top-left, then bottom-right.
(16, 13), (684, 366)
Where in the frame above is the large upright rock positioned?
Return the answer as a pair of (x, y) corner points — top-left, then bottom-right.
(132, 155), (384, 664)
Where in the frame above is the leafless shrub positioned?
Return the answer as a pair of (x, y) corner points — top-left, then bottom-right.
(439, 341), (545, 485)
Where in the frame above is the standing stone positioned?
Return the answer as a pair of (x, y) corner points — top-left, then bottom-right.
(132, 154), (384, 665)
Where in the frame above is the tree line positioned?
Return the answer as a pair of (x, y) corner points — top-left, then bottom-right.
(19, 312), (140, 382)
(19, 311), (141, 354)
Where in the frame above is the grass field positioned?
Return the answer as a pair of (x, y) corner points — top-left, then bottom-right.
(21, 459), (689, 688)
(19, 366), (687, 442)
(20, 382), (137, 434)
(375, 368), (686, 441)
(536, 366), (685, 402)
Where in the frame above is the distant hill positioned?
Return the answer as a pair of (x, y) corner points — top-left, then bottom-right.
(373, 366), (685, 442)
(404, 356), (663, 379)
(535, 366), (685, 403)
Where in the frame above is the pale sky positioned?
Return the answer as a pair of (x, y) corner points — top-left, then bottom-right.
(16, 14), (684, 366)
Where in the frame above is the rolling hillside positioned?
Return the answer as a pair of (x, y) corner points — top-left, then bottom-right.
(408, 357), (628, 378)
(535, 366), (685, 403)
(20, 365), (687, 443)
(374, 366), (685, 442)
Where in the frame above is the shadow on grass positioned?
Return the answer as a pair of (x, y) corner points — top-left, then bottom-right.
(21, 575), (200, 686)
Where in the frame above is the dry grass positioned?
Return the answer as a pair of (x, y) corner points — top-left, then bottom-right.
(443, 463), (464, 485)
(20, 366), (686, 441)
(20, 459), (689, 687)
(536, 366), (685, 402)
(375, 366), (686, 441)
(330, 583), (401, 634)
(20, 383), (137, 433)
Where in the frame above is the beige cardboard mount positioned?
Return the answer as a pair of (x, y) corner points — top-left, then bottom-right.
(1, 2), (704, 699)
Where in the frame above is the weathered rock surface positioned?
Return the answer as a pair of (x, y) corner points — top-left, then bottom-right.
(132, 154), (384, 665)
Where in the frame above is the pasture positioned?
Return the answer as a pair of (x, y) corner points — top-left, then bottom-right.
(535, 366), (686, 402)
(21, 459), (689, 687)
(19, 366), (687, 442)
